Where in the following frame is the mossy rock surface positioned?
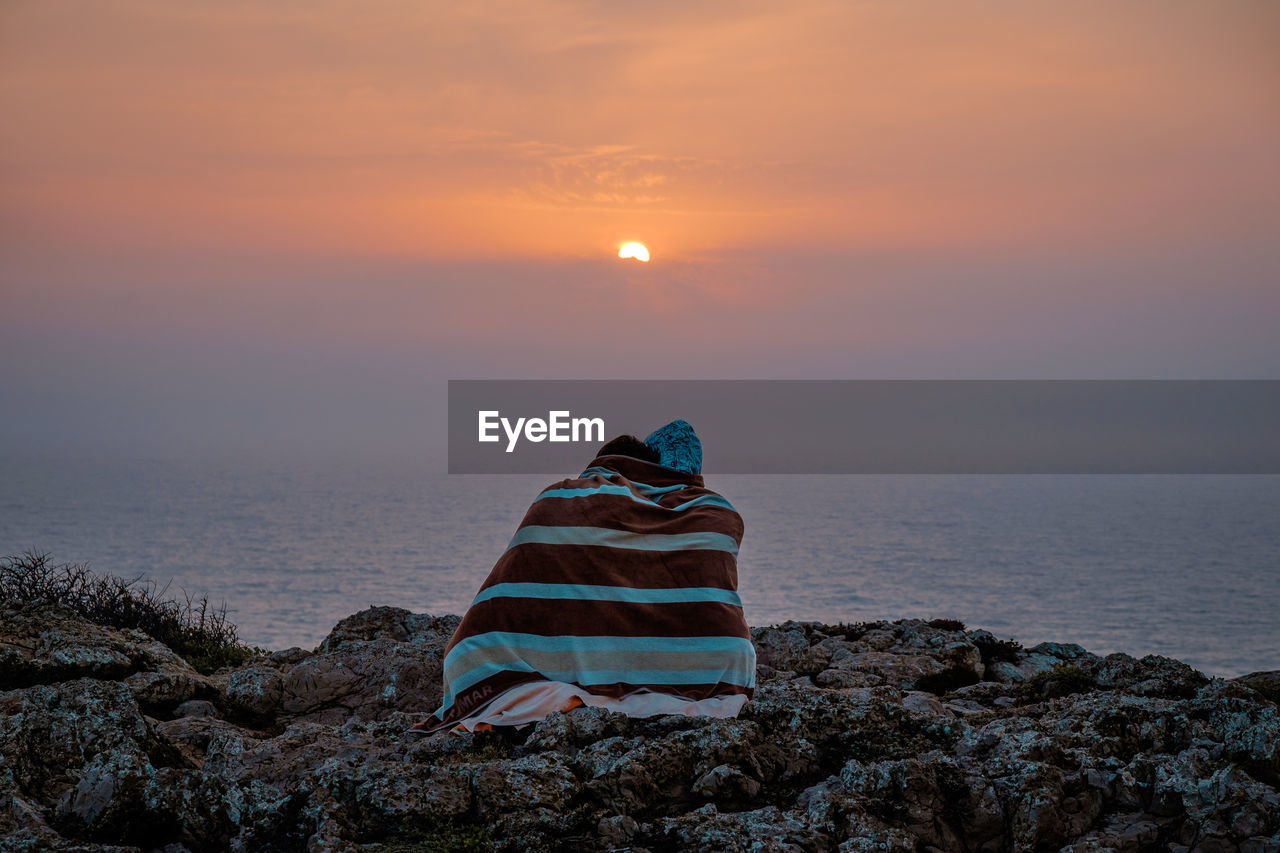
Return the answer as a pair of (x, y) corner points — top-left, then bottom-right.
(1021, 663), (1097, 700)
(3, 576), (1277, 853)
(365, 816), (494, 853)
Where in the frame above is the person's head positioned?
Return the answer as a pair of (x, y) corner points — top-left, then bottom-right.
(595, 434), (660, 464)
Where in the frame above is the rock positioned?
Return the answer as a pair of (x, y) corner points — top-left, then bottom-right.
(947, 680), (1017, 706)
(174, 698), (219, 718)
(223, 663), (285, 723)
(657, 803), (825, 852)
(54, 749), (156, 838)
(943, 698), (987, 716)
(0, 678), (173, 805)
(269, 646), (311, 667)
(1059, 810), (1165, 851)
(269, 607), (458, 725)
(692, 763), (762, 800)
(154, 714), (252, 765)
(472, 752), (579, 818)
(0, 603), (198, 691)
(819, 649), (947, 690)
(0, 773), (83, 852)
(985, 659), (1034, 683)
(279, 645), (432, 723)
(901, 690), (948, 716)
(1234, 670), (1280, 694)
(751, 625), (821, 675)
(318, 606), (459, 653)
(1030, 641), (1093, 661)
(597, 812), (640, 846)
(4, 607), (1279, 852)
(1091, 652), (1210, 698)
(124, 666), (218, 716)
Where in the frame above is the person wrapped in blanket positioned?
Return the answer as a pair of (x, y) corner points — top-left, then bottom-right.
(410, 419), (755, 734)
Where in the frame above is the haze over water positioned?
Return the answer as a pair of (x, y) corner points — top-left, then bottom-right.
(4, 453), (1276, 678)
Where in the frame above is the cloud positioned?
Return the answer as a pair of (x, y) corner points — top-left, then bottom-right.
(0, 0), (1277, 462)
(4, 0), (1277, 260)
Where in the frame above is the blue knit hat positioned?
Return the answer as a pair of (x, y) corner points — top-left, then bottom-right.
(643, 419), (702, 474)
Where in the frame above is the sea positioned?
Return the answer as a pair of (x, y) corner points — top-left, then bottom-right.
(2, 454), (1277, 678)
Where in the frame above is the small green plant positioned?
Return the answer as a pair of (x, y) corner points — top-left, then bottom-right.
(1021, 663), (1095, 700)
(365, 815), (493, 853)
(973, 634), (1023, 664)
(1243, 677), (1280, 706)
(914, 665), (981, 695)
(927, 617), (966, 631)
(1, 549), (258, 674)
(838, 621), (872, 642)
(434, 741), (510, 766)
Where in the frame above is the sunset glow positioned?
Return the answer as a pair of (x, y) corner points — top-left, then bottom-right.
(618, 242), (650, 262)
(0, 1), (1277, 458)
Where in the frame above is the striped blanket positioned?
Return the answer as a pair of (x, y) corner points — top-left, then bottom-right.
(418, 453), (755, 732)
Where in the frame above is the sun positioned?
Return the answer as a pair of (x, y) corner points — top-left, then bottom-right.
(618, 242), (650, 262)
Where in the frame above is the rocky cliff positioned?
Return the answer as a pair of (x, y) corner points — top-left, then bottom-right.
(1, 603), (1277, 852)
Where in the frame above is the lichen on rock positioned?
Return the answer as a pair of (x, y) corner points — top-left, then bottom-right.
(1, 606), (1277, 852)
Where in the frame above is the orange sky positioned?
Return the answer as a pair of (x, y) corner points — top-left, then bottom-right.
(1, 1), (1278, 455)
(3, 0), (1277, 260)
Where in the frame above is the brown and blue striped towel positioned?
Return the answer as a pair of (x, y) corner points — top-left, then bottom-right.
(416, 453), (755, 732)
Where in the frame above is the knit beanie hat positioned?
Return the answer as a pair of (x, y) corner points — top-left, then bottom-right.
(643, 419), (702, 474)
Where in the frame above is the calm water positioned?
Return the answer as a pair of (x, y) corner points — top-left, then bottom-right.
(2, 454), (1277, 678)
